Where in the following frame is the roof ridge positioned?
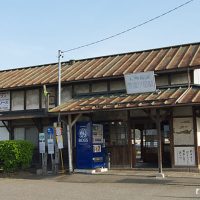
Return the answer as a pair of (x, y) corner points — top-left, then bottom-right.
(1, 41), (200, 73)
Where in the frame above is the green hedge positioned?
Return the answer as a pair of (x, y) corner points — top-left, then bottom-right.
(0, 140), (34, 172)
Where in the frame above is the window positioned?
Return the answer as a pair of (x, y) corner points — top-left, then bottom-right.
(61, 86), (72, 103)
(171, 73), (188, 85)
(110, 80), (125, 91)
(74, 84), (89, 95)
(109, 122), (128, 145)
(91, 82), (107, 93)
(155, 75), (169, 86)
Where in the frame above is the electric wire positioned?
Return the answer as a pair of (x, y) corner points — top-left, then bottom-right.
(62, 0), (195, 53)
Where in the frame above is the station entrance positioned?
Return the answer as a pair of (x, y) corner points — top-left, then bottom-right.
(132, 119), (171, 168)
(101, 117), (171, 169)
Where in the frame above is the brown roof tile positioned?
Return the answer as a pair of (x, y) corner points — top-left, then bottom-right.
(50, 87), (200, 114)
(1, 42), (200, 89)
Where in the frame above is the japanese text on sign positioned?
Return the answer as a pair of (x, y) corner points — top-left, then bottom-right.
(174, 146), (195, 166)
(124, 71), (156, 94)
(0, 91), (10, 111)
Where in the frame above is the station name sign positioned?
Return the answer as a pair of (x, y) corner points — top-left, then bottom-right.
(124, 71), (156, 94)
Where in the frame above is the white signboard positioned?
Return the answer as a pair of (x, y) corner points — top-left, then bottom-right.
(174, 146), (195, 166)
(39, 133), (46, 154)
(48, 139), (54, 154)
(39, 142), (46, 154)
(56, 135), (63, 149)
(0, 91), (10, 111)
(124, 71), (156, 94)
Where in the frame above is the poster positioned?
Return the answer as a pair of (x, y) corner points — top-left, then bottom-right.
(174, 146), (195, 166)
(56, 127), (62, 136)
(93, 145), (101, 153)
(173, 118), (194, 145)
(92, 124), (103, 144)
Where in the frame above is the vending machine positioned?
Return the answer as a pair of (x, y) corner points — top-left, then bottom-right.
(76, 121), (106, 169)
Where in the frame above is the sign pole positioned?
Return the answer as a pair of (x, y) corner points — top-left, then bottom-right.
(60, 149), (64, 172)
(67, 118), (73, 174)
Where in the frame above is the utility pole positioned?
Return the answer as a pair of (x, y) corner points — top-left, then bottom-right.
(58, 50), (62, 106)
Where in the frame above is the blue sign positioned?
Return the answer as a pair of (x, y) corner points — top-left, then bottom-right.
(47, 127), (54, 136)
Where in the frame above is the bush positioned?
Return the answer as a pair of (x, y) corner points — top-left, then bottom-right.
(0, 140), (34, 172)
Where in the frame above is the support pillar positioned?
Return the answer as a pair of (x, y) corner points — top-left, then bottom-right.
(156, 109), (165, 178)
(127, 111), (133, 168)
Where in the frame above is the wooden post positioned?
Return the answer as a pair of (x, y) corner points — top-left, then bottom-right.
(193, 107), (199, 167)
(127, 111), (133, 168)
(156, 109), (163, 175)
(169, 109), (175, 168)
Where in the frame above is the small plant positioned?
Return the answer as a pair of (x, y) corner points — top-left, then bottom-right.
(0, 140), (34, 172)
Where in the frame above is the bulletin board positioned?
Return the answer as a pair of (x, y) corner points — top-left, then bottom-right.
(174, 146), (195, 166)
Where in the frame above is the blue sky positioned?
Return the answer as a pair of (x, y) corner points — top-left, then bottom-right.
(0, 0), (199, 69)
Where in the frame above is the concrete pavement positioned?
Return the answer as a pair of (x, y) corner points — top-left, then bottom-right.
(0, 170), (200, 200)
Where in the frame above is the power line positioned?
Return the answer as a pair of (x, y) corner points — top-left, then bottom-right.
(62, 0), (195, 53)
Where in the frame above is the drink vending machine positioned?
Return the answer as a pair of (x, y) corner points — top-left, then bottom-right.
(76, 121), (106, 169)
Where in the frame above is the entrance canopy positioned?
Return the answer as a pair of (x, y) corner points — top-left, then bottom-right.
(50, 87), (200, 114)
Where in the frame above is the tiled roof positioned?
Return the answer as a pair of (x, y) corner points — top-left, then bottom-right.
(49, 87), (200, 114)
(1, 42), (200, 89)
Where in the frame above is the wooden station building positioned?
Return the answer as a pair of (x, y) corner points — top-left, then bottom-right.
(1, 42), (200, 171)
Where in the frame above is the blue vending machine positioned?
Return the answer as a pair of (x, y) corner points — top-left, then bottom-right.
(76, 121), (106, 169)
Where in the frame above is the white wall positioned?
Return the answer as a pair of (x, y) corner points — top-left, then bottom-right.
(196, 117), (200, 146)
(194, 69), (200, 85)
(0, 128), (9, 140)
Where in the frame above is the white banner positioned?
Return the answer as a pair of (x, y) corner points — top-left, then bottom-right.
(124, 71), (156, 94)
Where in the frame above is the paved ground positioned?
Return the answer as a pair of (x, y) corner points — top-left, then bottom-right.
(0, 170), (200, 200)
